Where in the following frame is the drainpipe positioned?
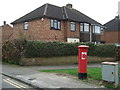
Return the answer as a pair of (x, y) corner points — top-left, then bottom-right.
(90, 25), (93, 42)
(118, 1), (120, 17)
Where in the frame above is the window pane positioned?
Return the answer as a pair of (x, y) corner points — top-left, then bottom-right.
(50, 19), (54, 27)
(54, 20), (57, 29)
(58, 21), (60, 29)
(24, 22), (28, 30)
(84, 23), (89, 32)
(95, 26), (101, 34)
(50, 19), (61, 30)
(70, 22), (75, 31)
(80, 23), (83, 31)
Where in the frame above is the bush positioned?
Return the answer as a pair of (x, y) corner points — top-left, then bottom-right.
(25, 41), (78, 57)
(2, 39), (26, 64)
(94, 44), (116, 57)
(2, 40), (117, 65)
(24, 41), (116, 58)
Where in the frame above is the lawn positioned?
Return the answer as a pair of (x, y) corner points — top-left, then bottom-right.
(40, 67), (120, 88)
(40, 67), (102, 80)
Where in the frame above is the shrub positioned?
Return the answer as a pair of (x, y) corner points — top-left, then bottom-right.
(94, 44), (116, 57)
(25, 41), (78, 57)
(2, 39), (26, 64)
(2, 40), (117, 65)
(24, 41), (116, 58)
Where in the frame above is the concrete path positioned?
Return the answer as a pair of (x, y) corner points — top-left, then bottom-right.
(2, 63), (103, 89)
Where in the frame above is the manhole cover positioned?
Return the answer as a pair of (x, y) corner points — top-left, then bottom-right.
(28, 78), (36, 81)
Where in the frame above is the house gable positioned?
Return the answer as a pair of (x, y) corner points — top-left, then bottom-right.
(104, 16), (120, 31)
(101, 16), (120, 44)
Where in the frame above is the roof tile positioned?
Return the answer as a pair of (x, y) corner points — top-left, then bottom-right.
(11, 3), (102, 26)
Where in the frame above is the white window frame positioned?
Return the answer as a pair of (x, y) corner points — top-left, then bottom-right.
(94, 26), (101, 34)
(50, 19), (61, 30)
(84, 23), (89, 32)
(24, 22), (28, 30)
(70, 22), (76, 31)
(80, 23), (84, 32)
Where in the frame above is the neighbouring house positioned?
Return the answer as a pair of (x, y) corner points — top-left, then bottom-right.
(11, 3), (103, 43)
(101, 16), (120, 44)
(1, 21), (13, 43)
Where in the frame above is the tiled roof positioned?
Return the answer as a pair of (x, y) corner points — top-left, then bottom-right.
(11, 3), (102, 26)
(104, 16), (120, 31)
(11, 4), (46, 24)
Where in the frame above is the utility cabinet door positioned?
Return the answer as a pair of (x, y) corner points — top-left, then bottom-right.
(102, 65), (115, 82)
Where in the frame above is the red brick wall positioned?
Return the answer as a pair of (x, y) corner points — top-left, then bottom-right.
(2, 25), (13, 43)
(12, 18), (80, 42)
(65, 21), (80, 38)
(101, 31), (120, 44)
(13, 18), (64, 41)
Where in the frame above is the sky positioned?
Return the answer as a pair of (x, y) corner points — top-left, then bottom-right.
(0, 0), (120, 26)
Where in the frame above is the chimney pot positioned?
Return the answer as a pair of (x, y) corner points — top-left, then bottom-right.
(66, 4), (72, 8)
(3, 21), (6, 25)
(115, 16), (120, 20)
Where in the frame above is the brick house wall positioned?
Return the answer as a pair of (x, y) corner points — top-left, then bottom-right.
(12, 18), (102, 42)
(12, 18), (80, 42)
(13, 18), (64, 41)
(2, 24), (13, 43)
(101, 31), (120, 44)
(66, 21), (80, 38)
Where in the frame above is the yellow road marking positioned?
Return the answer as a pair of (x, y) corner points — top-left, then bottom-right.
(6, 78), (26, 88)
(3, 79), (21, 88)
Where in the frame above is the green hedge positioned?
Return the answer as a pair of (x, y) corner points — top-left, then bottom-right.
(24, 41), (116, 58)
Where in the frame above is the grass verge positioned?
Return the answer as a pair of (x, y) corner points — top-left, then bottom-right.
(40, 67), (119, 88)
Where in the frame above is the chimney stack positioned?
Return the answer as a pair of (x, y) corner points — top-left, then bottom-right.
(3, 21), (6, 25)
(115, 16), (120, 20)
(66, 4), (72, 8)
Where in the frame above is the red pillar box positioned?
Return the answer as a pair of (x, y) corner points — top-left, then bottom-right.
(78, 45), (89, 79)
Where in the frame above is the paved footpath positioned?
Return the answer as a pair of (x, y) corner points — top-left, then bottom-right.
(2, 63), (104, 89)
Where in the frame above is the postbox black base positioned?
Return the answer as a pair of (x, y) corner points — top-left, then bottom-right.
(78, 73), (87, 79)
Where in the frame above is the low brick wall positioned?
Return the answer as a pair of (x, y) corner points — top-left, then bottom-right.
(19, 56), (115, 66)
(20, 56), (78, 66)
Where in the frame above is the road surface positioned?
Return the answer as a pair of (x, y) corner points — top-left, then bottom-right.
(2, 74), (37, 90)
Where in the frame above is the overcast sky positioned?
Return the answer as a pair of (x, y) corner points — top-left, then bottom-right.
(0, 0), (119, 26)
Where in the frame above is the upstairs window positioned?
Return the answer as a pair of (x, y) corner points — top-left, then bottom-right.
(50, 19), (61, 30)
(80, 23), (84, 31)
(70, 22), (76, 31)
(94, 26), (101, 34)
(101, 28), (104, 35)
(84, 23), (89, 32)
(24, 22), (28, 30)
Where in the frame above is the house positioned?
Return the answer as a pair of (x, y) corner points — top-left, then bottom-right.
(1, 21), (13, 43)
(101, 16), (120, 44)
(11, 3), (103, 43)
